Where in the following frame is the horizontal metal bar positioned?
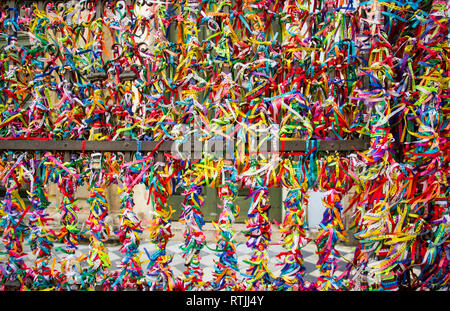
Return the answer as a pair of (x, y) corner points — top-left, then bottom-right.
(0, 138), (371, 153)
(0, 140), (173, 152)
(282, 138), (371, 151)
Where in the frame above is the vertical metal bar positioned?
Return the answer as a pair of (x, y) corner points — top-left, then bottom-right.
(184, 0), (199, 163)
(221, 2), (233, 168)
(6, 0), (16, 43)
(91, 0), (108, 161)
(63, 0), (73, 162)
(222, 2), (231, 74)
(156, 150), (164, 164)
(119, 0), (133, 163)
(96, 0), (104, 17)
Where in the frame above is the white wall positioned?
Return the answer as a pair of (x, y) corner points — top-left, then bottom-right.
(307, 191), (327, 229)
